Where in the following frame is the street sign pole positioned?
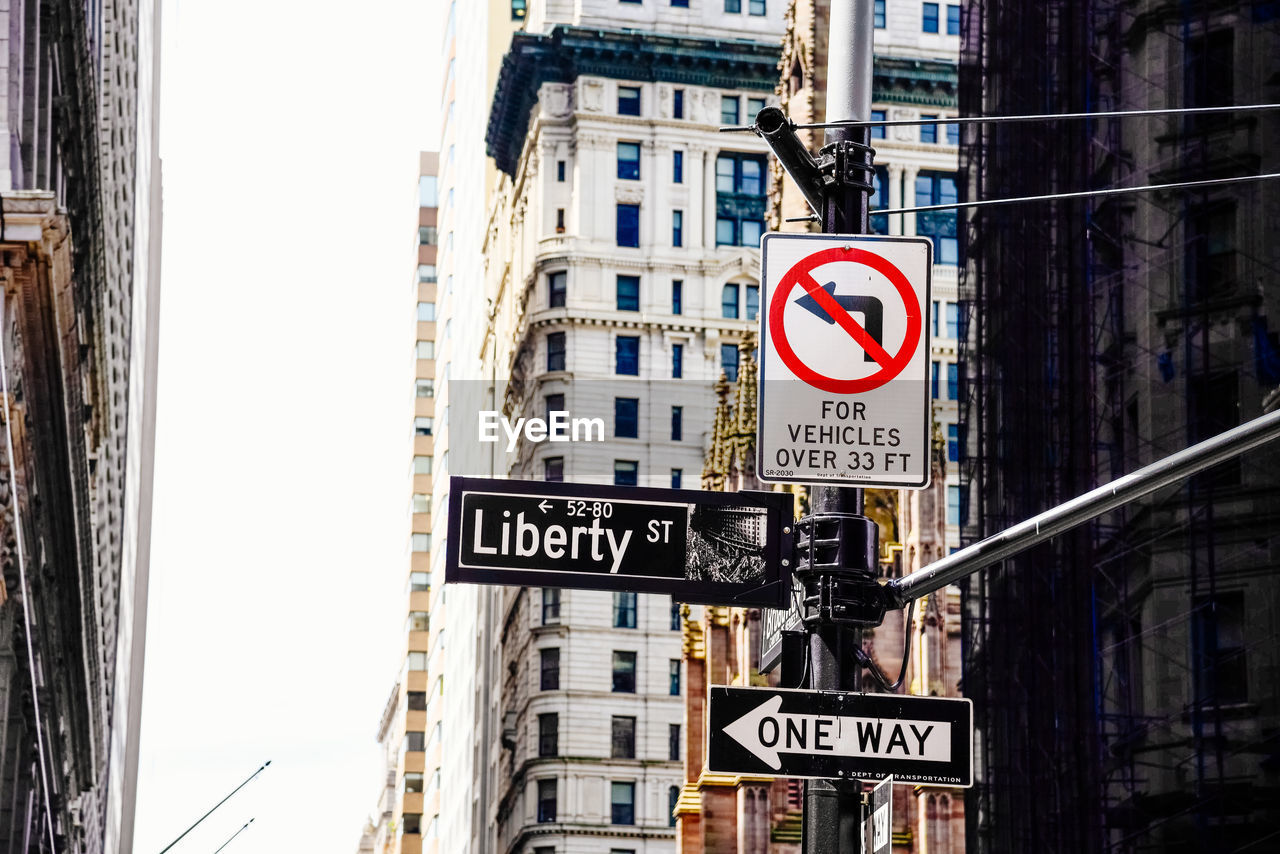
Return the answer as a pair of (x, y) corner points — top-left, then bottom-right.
(804, 3), (876, 853)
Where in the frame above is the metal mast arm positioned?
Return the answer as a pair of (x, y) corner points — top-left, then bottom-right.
(889, 408), (1280, 606)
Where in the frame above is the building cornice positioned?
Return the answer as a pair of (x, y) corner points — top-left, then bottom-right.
(488, 26), (783, 175)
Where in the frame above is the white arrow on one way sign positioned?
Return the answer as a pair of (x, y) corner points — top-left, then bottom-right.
(722, 694), (953, 771)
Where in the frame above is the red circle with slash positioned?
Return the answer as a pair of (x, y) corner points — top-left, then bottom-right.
(768, 246), (922, 394)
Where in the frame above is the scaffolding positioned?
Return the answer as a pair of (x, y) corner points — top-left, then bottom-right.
(958, 1), (1280, 852)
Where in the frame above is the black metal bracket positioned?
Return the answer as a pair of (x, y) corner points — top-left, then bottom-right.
(817, 138), (877, 195)
(792, 512), (892, 628)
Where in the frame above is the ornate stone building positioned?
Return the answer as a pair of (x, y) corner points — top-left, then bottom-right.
(0, 1), (162, 851)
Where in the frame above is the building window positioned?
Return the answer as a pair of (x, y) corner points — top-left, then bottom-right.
(669, 786), (680, 826)
(614, 591), (638, 627)
(946, 121), (960, 145)
(673, 88), (684, 118)
(947, 3), (960, 34)
(410, 571), (429, 592)
(617, 204), (641, 247)
(419, 175), (438, 207)
(555, 208), (565, 232)
(616, 336), (640, 375)
(544, 457), (564, 483)
(616, 275), (640, 312)
(549, 271), (567, 307)
(420, 225), (438, 245)
(614, 461), (639, 486)
(672, 210), (683, 247)
(402, 813), (422, 834)
(871, 108), (886, 140)
(408, 651), (428, 670)
(725, 0), (741, 11)
(915, 171), (959, 264)
(417, 301), (436, 321)
(413, 455), (433, 474)
(1186, 202), (1236, 300)
(721, 95), (740, 125)
(874, 0), (886, 27)
(671, 468), (682, 488)
(547, 332), (566, 371)
(669, 724), (681, 761)
(672, 343), (683, 378)
(670, 599), (682, 629)
(931, 361), (940, 398)
(538, 713), (559, 756)
(669, 659), (681, 695)
(414, 416), (433, 436)
(541, 647), (560, 690)
(408, 611), (429, 633)
(542, 588), (561, 624)
(923, 2), (939, 32)
(418, 264), (436, 284)
(673, 150), (684, 183)
(947, 362), (958, 400)
(537, 779), (557, 823)
(412, 493), (429, 514)
(557, 159), (566, 181)
(672, 280), (683, 315)
(617, 142), (641, 179)
(411, 533), (431, 552)
(948, 424), (960, 462)
(946, 485), (961, 526)
(715, 154), (767, 246)
(405, 730), (425, 751)
(415, 378), (434, 397)
(1192, 593), (1247, 704)
(545, 393), (565, 425)
(407, 690), (427, 710)
(416, 340), (435, 359)
(921, 115), (937, 143)
(721, 343), (740, 382)
(747, 96), (766, 118)
(611, 716), (637, 758)
(618, 85), (641, 116)
(722, 283), (740, 318)
(612, 650), (637, 692)
(671, 406), (683, 441)
(611, 782), (636, 824)
(745, 284), (759, 321)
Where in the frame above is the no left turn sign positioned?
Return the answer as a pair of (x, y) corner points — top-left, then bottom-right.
(757, 233), (932, 488)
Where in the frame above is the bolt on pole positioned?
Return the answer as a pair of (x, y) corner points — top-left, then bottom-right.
(802, 3), (878, 854)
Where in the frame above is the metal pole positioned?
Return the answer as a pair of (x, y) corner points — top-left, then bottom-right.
(212, 818), (254, 854)
(804, 4), (877, 854)
(890, 407), (1280, 605)
(157, 761), (270, 854)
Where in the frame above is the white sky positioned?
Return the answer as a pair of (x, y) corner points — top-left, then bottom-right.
(134, 1), (441, 850)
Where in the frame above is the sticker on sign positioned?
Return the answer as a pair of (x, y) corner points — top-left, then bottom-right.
(757, 233), (932, 488)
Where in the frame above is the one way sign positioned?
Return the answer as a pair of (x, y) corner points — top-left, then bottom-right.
(707, 686), (972, 787)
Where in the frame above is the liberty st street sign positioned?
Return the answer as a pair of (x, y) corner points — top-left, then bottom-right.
(445, 477), (794, 607)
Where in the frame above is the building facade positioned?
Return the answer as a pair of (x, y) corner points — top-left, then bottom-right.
(959, 1), (1280, 852)
(359, 152), (440, 854)
(0, 1), (162, 851)
(476, 4), (787, 853)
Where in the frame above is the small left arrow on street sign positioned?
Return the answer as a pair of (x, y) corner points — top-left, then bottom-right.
(794, 282), (883, 362)
(538, 500), (552, 513)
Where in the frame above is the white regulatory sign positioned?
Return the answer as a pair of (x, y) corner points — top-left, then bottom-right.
(756, 233), (932, 488)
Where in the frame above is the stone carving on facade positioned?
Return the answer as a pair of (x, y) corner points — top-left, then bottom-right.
(542, 82), (573, 117)
(579, 78), (604, 111)
(891, 107), (916, 141)
(615, 185), (644, 204)
(658, 84), (673, 118)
